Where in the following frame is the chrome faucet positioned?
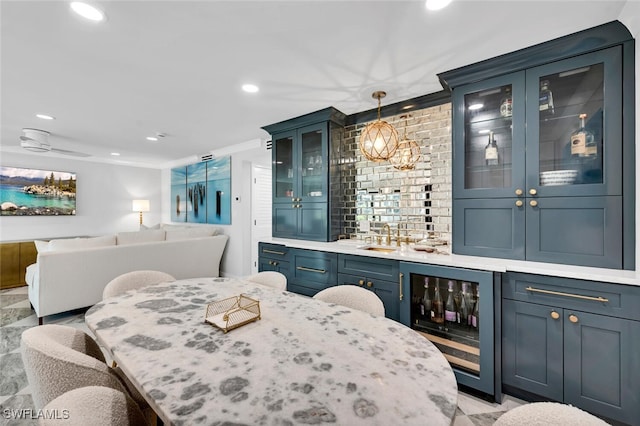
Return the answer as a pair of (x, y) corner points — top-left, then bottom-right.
(382, 223), (391, 246)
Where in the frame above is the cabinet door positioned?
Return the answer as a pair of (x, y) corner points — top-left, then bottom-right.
(563, 311), (640, 424)
(502, 299), (563, 401)
(297, 202), (328, 241)
(299, 123), (328, 203)
(452, 72), (526, 199)
(525, 196), (622, 269)
(273, 203), (298, 238)
(452, 198), (525, 260)
(337, 273), (400, 322)
(525, 47), (622, 198)
(272, 130), (296, 203)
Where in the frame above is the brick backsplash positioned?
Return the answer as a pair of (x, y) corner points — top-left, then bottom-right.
(339, 103), (452, 243)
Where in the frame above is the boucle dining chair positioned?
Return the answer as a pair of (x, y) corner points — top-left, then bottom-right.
(245, 271), (287, 291)
(40, 386), (148, 426)
(313, 285), (385, 316)
(20, 324), (142, 410)
(493, 401), (610, 425)
(102, 270), (175, 299)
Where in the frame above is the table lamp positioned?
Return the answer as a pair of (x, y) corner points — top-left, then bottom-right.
(132, 199), (150, 225)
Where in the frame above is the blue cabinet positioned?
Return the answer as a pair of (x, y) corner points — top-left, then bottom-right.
(287, 248), (338, 297)
(337, 254), (401, 322)
(442, 22), (635, 270)
(257, 243), (291, 283)
(262, 108), (345, 242)
(502, 272), (640, 424)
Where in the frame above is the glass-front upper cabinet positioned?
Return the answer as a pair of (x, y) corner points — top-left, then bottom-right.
(272, 131), (295, 202)
(453, 73), (526, 198)
(525, 47), (622, 197)
(300, 126), (326, 201)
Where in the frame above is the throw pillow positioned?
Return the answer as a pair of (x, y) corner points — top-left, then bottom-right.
(34, 240), (51, 253)
(116, 229), (166, 245)
(47, 235), (117, 251)
(165, 227), (217, 241)
(140, 223), (161, 231)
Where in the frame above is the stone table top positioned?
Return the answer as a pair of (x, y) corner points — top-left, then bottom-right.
(85, 277), (458, 426)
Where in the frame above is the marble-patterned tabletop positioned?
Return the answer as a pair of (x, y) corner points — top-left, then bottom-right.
(85, 277), (458, 426)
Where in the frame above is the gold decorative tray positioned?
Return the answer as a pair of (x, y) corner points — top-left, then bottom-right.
(204, 294), (261, 333)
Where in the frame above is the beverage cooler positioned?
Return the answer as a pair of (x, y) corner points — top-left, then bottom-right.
(399, 262), (498, 397)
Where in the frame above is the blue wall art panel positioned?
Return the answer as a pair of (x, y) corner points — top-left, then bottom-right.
(205, 157), (231, 225)
(171, 157), (232, 225)
(170, 166), (186, 222)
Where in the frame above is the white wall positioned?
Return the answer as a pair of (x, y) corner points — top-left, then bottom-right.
(0, 152), (162, 241)
(160, 145), (271, 277)
(617, 3), (639, 270)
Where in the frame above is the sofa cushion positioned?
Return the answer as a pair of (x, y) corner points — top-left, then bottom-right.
(37, 235), (117, 253)
(116, 229), (166, 245)
(165, 227), (218, 241)
(26, 263), (38, 286)
(140, 223), (161, 231)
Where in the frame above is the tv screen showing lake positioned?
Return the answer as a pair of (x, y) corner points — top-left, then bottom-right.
(0, 166), (76, 216)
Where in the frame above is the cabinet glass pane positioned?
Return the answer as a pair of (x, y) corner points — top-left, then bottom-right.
(464, 84), (513, 189)
(538, 64), (604, 186)
(410, 274), (480, 376)
(301, 129), (323, 198)
(274, 135), (293, 198)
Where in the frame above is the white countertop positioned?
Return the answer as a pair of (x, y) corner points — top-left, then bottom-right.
(262, 237), (640, 287)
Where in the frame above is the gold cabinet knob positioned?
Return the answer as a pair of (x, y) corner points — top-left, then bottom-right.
(530, 200), (538, 207)
(358, 279), (364, 286)
(367, 281), (373, 288)
(515, 189), (523, 196)
(515, 200), (523, 207)
(529, 188), (537, 195)
(550, 311), (560, 320)
(569, 314), (579, 323)
(291, 198), (296, 202)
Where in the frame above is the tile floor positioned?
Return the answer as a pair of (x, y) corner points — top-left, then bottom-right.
(0, 286), (526, 425)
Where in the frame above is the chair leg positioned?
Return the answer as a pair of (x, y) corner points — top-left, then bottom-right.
(38, 317), (43, 326)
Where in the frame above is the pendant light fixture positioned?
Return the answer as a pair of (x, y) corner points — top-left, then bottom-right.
(389, 115), (422, 170)
(359, 91), (399, 162)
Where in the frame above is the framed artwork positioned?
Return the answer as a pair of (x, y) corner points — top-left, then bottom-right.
(170, 156), (231, 225)
(0, 166), (77, 216)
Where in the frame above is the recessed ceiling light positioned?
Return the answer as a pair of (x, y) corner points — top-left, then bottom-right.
(70, 2), (105, 22)
(426, 0), (452, 11)
(36, 114), (55, 120)
(110, 152), (120, 156)
(146, 136), (159, 142)
(242, 84), (259, 93)
(468, 103), (484, 111)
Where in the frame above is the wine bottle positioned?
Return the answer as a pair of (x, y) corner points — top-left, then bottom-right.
(485, 131), (499, 166)
(471, 292), (479, 329)
(539, 80), (555, 114)
(459, 282), (470, 326)
(422, 277), (432, 319)
(570, 113), (596, 158)
(431, 279), (444, 324)
(445, 280), (457, 324)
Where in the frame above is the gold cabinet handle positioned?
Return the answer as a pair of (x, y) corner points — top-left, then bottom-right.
(366, 281), (373, 288)
(550, 311), (560, 320)
(399, 272), (404, 301)
(530, 200), (538, 207)
(358, 279), (364, 286)
(525, 286), (608, 303)
(263, 249), (285, 256)
(569, 314), (579, 323)
(515, 200), (523, 207)
(291, 198), (296, 202)
(515, 189), (523, 196)
(529, 188), (537, 195)
(296, 266), (326, 274)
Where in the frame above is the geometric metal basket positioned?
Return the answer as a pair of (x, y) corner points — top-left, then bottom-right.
(204, 294), (261, 333)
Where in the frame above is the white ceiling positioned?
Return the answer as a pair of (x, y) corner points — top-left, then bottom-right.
(0, 0), (629, 167)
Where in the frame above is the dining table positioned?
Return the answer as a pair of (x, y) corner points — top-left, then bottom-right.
(85, 277), (458, 425)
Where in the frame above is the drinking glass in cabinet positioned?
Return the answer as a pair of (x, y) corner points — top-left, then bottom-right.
(463, 84), (514, 190)
(411, 275), (480, 375)
(537, 64), (604, 186)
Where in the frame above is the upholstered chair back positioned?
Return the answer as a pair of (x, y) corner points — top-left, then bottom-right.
(313, 285), (385, 316)
(245, 271), (287, 291)
(102, 270), (175, 299)
(40, 386), (148, 426)
(20, 325), (128, 409)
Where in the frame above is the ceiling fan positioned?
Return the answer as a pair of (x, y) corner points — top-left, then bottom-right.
(19, 128), (91, 157)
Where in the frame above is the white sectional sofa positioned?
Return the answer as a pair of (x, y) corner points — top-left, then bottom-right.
(25, 226), (228, 323)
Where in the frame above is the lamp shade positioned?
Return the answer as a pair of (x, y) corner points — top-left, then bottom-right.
(132, 199), (150, 212)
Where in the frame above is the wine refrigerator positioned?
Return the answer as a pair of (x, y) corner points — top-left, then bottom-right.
(399, 262), (498, 398)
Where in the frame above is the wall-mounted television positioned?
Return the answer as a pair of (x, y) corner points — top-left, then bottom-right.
(0, 166), (76, 216)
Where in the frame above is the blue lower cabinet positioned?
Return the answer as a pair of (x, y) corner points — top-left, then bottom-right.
(337, 273), (400, 322)
(258, 243), (291, 283)
(288, 248), (337, 297)
(502, 272), (640, 424)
